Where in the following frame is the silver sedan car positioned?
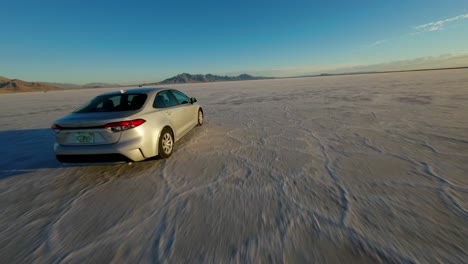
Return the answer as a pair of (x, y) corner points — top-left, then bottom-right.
(52, 87), (203, 163)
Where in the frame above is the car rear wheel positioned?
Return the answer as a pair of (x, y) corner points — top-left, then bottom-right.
(158, 128), (173, 159)
(197, 109), (203, 126)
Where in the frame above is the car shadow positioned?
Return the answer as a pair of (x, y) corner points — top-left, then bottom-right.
(0, 128), (63, 179)
(0, 125), (205, 180)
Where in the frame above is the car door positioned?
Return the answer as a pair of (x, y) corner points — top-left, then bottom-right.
(170, 90), (197, 130)
(153, 90), (187, 140)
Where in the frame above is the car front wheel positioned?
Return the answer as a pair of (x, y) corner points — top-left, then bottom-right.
(158, 128), (173, 159)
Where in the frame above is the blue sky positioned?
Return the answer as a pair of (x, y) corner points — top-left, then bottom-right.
(1, 0), (468, 84)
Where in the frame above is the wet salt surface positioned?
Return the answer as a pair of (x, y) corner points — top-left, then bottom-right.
(1, 69), (467, 263)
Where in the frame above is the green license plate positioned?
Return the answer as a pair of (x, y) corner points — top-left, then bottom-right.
(76, 132), (95, 143)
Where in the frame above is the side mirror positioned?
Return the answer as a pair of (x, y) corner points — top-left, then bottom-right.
(190, 97), (197, 104)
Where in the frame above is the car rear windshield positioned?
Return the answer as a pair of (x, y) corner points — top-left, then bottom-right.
(74, 94), (147, 113)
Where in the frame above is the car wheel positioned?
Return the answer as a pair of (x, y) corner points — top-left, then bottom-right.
(197, 109), (203, 126)
(158, 128), (174, 159)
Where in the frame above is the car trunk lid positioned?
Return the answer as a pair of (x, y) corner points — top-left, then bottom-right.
(53, 112), (138, 146)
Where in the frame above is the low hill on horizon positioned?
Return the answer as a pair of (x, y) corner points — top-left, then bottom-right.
(142, 73), (271, 86)
(0, 77), (64, 93)
(82, 82), (122, 88)
(44, 82), (122, 89)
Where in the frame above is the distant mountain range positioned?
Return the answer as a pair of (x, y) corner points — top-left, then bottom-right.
(141, 73), (271, 86)
(0, 77), (124, 93)
(0, 73), (269, 93)
(0, 77), (64, 93)
(7, 66), (466, 94)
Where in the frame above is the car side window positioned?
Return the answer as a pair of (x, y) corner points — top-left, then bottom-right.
(153, 91), (179, 108)
(171, 90), (190, 104)
(153, 94), (166, 108)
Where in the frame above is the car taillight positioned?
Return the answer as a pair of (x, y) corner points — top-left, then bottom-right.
(104, 119), (146, 132)
(51, 124), (62, 133)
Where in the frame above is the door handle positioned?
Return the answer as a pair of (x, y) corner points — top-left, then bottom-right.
(165, 111), (172, 115)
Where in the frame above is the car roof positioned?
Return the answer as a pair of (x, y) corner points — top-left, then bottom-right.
(100, 87), (168, 96)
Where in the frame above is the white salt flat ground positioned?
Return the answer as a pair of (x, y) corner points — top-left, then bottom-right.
(0, 69), (467, 263)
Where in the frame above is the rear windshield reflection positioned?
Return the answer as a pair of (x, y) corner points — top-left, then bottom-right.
(74, 94), (147, 113)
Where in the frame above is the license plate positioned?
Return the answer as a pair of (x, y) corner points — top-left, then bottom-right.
(76, 132), (94, 143)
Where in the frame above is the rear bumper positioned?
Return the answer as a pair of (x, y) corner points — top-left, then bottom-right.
(54, 136), (146, 162)
(56, 154), (132, 163)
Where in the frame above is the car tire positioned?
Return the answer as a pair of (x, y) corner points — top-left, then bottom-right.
(158, 128), (174, 159)
(197, 109), (203, 126)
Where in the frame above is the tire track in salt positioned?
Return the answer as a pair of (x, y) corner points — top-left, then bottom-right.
(280, 105), (417, 263)
(345, 131), (468, 221)
(32, 168), (120, 263)
(419, 162), (468, 220)
(45, 161), (173, 263)
(297, 121), (350, 225)
(282, 103), (350, 224)
(277, 181), (416, 263)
